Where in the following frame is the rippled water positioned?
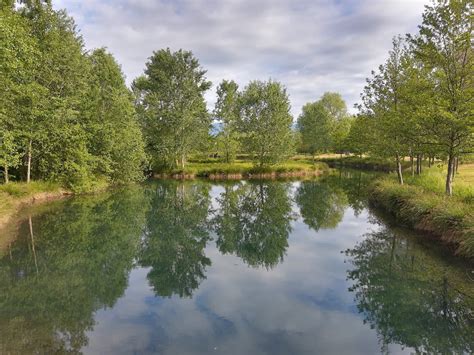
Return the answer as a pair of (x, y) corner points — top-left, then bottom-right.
(0, 171), (472, 354)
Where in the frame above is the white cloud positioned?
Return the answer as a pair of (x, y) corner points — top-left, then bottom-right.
(54, 0), (427, 116)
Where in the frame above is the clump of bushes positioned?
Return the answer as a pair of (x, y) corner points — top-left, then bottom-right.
(369, 177), (474, 259)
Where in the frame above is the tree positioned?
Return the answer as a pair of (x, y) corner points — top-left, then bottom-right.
(84, 48), (146, 184)
(0, 6), (37, 183)
(359, 37), (415, 185)
(410, 0), (473, 195)
(298, 92), (350, 158)
(213, 80), (240, 163)
(237, 80), (294, 167)
(133, 49), (212, 170)
(298, 101), (333, 158)
(332, 115), (352, 156)
(346, 114), (373, 157)
(319, 92), (348, 122)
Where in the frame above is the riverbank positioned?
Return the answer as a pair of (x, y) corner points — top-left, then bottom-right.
(154, 159), (329, 179)
(369, 166), (473, 259)
(0, 182), (73, 233)
(317, 156), (408, 172)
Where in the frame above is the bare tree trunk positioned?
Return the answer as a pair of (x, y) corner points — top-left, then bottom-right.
(455, 157), (459, 174)
(416, 154), (420, 175)
(26, 139), (32, 183)
(4, 163), (9, 184)
(428, 155), (432, 168)
(410, 155), (414, 177)
(396, 153), (404, 185)
(445, 154), (454, 196)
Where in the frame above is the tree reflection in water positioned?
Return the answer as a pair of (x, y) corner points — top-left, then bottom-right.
(138, 181), (212, 298)
(0, 187), (147, 353)
(213, 181), (293, 269)
(345, 225), (474, 354)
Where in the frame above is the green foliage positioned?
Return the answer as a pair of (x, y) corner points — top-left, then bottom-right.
(84, 48), (147, 184)
(298, 92), (350, 156)
(348, 0), (473, 195)
(238, 80), (294, 166)
(133, 48), (212, 170)
(0, 2), (146, 190)
(214, 80), (240, 163)
(298, 101), (333, 156)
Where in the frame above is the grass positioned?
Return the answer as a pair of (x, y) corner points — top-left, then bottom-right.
(404, 164), (474, 203)
(369, 165), (474, 259)
(0, 181), (63, 216)
(315, 155), (402, 171)
(157, 158), (329, 177)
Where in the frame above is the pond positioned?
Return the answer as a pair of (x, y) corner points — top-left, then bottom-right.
(0, 171), (472, 354)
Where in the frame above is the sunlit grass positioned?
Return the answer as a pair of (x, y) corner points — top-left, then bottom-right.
(162, 158), (329, 176)
(370, 169), (474, 258)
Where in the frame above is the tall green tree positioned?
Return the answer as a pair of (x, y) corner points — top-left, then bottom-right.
(213, 80), (240, 163)
(359, 37), (415, 185)
(84, 48), (146, 184)
(319, 92), (348, 122)
(133, 49), (212, 170)
(410, 0), (473, 195)
(18, 1), (93, 187)
(298, 92), (350, 158)
(298, 101), (333, 158)
(238, 80), (294, 167)
(0, 6), (37, 183)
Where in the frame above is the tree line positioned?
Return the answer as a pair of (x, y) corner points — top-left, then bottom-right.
(350, 0), (472, 195)
(1, 0), (472, 195)
(297, 0), (472, 196)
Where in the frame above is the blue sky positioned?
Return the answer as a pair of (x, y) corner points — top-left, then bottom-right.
(54, 0), (427, 116)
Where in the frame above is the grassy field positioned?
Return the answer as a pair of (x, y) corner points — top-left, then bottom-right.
(369, 164), (474, 259)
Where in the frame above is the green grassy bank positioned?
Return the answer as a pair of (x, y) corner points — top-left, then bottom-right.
(369, 165), (474, 259)
(0, 181), (70, 231)
(155, 158), (329, 179)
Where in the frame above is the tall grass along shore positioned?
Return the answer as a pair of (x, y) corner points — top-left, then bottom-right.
(369, 165), (474, 259)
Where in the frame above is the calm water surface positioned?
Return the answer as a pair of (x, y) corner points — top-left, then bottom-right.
(0, 171), (472, 354)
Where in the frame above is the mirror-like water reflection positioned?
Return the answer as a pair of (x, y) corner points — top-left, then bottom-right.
(0, 171), (472, 354)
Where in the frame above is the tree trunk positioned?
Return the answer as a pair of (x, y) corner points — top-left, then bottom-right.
(26, 139), (32, 183)
(4, 163), (9, 184)
(410, 155), (414, 177)
(445, 154), (454, 196)
(396, 154), (404, 185)
(455, 157), (459, 174)
(428, 155), (432, 168)
(416, 154), (421, 175)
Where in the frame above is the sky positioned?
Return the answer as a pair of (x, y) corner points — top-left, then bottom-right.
(54, 0), (428, 117)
